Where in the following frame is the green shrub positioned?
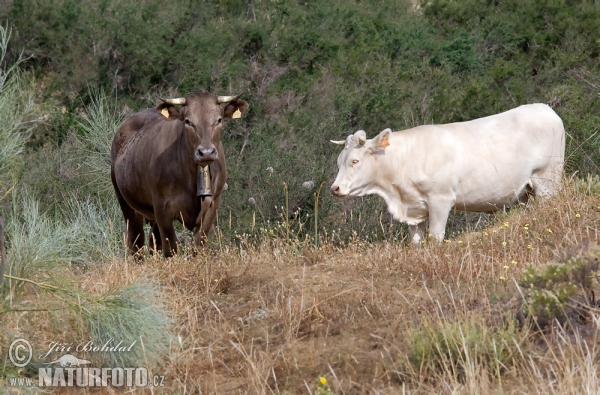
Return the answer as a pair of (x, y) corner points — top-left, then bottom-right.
(409, 318), (521, 380)
(0, 24), (40, 206)
(518, 252), (599, 326)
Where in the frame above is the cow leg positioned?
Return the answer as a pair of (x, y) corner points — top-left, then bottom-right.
(155, 212), (178, 257)
(408, 222), (426, 245)
(148, 221), (162, 254)
(112, 169), (145, 256)
(428, 200), (454, 242)
(194, 196), (219, 247)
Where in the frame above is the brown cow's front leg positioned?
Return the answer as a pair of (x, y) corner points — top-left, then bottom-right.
(155, 212), (178, 257)
(194, 196), (219, 247)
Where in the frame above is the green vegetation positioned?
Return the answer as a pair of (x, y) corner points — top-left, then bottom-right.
(0, 0), (597, 243)
(409, 317), (521, 380)
(519, 252), (599, 326)
(1, 1), (600, 392)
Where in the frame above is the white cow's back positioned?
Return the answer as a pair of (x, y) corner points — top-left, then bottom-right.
(384, 104), (564, 213)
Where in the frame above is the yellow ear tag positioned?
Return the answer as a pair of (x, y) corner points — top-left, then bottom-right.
(160, 108), (169, 118)
(232, 109), (242, 119)
(381, 138), (390, 148)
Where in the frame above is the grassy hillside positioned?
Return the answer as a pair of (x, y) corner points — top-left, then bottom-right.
(0, 0), (600, 393)
(3, 177), (600, 393)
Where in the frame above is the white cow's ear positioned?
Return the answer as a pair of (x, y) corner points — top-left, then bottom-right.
(373, 128), (392, 149)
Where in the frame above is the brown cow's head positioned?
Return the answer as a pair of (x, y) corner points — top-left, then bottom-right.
(157, 91), (249, 166)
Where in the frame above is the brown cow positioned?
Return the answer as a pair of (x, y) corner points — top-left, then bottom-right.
(110, 90), (249, 257)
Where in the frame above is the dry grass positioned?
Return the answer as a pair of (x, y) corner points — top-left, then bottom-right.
(2, 176), (600, 394)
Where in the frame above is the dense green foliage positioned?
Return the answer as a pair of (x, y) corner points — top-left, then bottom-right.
(1, 0), (599, 244)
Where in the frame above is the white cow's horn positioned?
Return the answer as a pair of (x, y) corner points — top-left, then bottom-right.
(160, 97), (186, 105)
(330, 140), (346, 146)
(217, 94), (242, 104)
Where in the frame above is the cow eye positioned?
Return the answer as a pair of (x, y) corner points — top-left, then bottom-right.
(218, 118), (223, 124)
(351, 159), (359, 166)
(184, 119), (192, 126)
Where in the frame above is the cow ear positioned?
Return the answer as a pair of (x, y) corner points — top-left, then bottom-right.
(223, 99), (249, 119)
(373, 128), (392, 149)
(156, 102), (182, 120)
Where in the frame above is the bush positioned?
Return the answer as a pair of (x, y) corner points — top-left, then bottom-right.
(518, 251), (600, 327)
(409, 317), (521, 380)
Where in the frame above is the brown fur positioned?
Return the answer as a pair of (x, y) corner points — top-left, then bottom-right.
(110, 91), (248, 257)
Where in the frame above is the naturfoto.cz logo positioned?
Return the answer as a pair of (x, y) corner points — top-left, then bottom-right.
(7, 338), (166, 388)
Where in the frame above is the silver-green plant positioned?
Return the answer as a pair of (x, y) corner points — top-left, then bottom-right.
(5, 194), (123, 297)
(0, 24), (40, 202)
(73, 88), (128, 196)
(82, 278), (173, 368)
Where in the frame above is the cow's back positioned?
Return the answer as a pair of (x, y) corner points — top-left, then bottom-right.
(388, 104), (565, 211)
(111, 109), (162, 162)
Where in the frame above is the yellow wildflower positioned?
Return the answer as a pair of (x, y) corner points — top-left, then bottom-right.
(503, 265), (509, 270)
(547, 228), (553, 233)
(502, 241), (507, 246)
(504, 222), (509, 227)
(575, 213), (581, 218)
(500, 276), (506, 281)
(512, 260), (517, 265)
(320, 377), (327, 385)
(458, 240), (463, 244)
(527, 244), (532, 249)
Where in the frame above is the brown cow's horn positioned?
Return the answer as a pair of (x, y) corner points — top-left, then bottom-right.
(160, 97), (186, 105)
(217, 94), (242, 104)
(330, 140), (346, 146)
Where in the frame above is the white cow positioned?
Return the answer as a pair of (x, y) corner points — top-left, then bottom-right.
(330, 104), (565, 244)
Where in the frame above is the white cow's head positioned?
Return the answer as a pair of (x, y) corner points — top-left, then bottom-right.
(330, 128), (391, 197)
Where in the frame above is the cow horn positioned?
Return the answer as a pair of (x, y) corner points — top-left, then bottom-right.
(160, 97), (186, 105)
(217, 94), (242, 104)
(330, 140), (346, 146)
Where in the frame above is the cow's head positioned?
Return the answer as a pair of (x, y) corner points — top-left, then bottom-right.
(157, 92), (249, 166)
(330, 128), (391, 197)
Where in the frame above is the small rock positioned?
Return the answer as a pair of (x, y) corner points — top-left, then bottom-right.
(248, 197), (256, 205)
(302, 180), (315, 189)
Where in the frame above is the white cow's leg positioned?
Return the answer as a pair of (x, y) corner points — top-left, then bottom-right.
(409, 222), (426, 245)
(428, 200), (454, 242)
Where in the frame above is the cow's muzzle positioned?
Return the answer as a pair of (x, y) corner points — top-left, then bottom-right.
(331, 184), (343, 197)
(194, 146), (218, 165)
